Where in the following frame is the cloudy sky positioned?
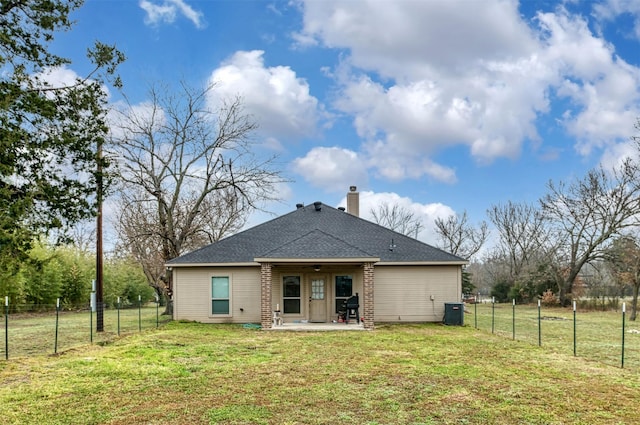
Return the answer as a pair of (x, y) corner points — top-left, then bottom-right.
(53, 0), (640, 248)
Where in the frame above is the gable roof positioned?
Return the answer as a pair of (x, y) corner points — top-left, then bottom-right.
(167, 202), (467, 265)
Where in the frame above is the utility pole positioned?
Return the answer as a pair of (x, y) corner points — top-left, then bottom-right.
(96, 140), (104, 332)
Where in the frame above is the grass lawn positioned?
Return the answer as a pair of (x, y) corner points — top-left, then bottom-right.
(471, 303), (640, 369)
(1, 322), (640, 424)
(1, 305), (172, 358)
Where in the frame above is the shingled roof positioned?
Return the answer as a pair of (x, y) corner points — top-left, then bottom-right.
(167, 202), (467, 265)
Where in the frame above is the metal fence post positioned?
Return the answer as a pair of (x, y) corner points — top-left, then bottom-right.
(573, 300), (576, 357)
(117, 297), (121, 336)
(90, 300), (93, 344)
(622, 302), (626, 368)
(512, 299), (516, 340)
(491, 297), (495, 334)
(474, 293), (478, 329)
(54, 298), (60, 354)
(138, 295), (142, 332)
(538, 299), (541, 347)
(4, 296), (8, 360)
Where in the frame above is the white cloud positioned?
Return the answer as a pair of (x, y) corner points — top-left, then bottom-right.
(107, 100), (166, 140)
(297, 0), (535, 78)
(331, 52), (550, 178)
(35, 66), (80, 87)
(208, 50), (325, 141)
(33, 66), (113, 101)
(295, 0), (640, 181)
(292, 147), (367, 193)
(296, 0), (551, 180)
(337, 190), (455, 244)
(538, 10), (640, 156)
(363, 138), (457, 183)
(600, 140), (639, 172)
(593, 0), (640, 40)
(139, 0), (205, 29)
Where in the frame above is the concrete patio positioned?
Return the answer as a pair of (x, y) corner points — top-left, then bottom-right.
(267, 321), (366, 331)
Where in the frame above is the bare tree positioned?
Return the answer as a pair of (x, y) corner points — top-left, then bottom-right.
(540, 160), (640, 305)
(110, 82), (285, 311)
(370, 202), (424, 238)
(434, 210), (488, 260)
(487, 201), (551, 284)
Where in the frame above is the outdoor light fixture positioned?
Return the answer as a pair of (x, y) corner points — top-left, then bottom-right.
(314, 265), (321, 272)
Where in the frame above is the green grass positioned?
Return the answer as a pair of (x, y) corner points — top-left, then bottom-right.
(0, 305), (171, 358)
(471, 302), (639, 369)
(1, 322), (640, 424)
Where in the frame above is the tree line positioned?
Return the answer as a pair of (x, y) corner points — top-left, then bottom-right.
(0, 241), (154, 312)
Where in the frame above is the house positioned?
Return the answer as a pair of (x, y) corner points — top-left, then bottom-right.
(166, 187), (467, 330)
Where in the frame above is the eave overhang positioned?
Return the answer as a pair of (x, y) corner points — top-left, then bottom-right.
(376, 261), (468, 266)
(253, 257), (380, 263)
(166, 262), (259, 268)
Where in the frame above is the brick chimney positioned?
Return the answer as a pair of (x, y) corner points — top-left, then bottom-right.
(346, 186), (359, 217)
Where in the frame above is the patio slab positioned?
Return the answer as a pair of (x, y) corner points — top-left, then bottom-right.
(267, 321), (366, 331)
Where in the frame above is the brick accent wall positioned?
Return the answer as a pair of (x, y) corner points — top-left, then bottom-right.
(260, 262), (272, 329)
(363, 262), (375, 330)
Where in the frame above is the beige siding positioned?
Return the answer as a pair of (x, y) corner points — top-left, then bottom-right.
(374, 265), (461, 322)
(173, 264), (462, 324)
(174, 266), (261, 323)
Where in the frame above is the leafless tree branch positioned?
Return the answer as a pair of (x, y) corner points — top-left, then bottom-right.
(434, 210), (488, 260)
(370, 202), (424, 239)
(109, 82), (286, 309)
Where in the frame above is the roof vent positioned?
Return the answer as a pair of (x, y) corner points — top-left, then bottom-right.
(338, 207), (345, 211)
(296, 203), (304, 209)
(313, 201), (322, 211)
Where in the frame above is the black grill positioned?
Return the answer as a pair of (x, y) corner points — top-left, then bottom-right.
(343, 293), (360, 324)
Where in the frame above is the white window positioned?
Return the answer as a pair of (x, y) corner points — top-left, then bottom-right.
(211, 276), (230, 315)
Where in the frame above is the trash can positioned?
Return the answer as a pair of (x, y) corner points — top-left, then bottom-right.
(444, 302), (464, 326)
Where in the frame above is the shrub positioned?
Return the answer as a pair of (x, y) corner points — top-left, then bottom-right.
(491, 279), (512, 303)
(541, 289), (559, 307)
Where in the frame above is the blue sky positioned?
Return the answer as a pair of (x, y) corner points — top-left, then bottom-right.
(51, 0), (640, 250)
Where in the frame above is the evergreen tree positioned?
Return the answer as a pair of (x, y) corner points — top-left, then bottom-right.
(0, 0), (124, 263)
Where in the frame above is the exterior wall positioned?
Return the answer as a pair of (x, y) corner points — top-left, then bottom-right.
(173, 266), (262, 323)
(373, 265), (462, 322)
(173, 263), (462, 324)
